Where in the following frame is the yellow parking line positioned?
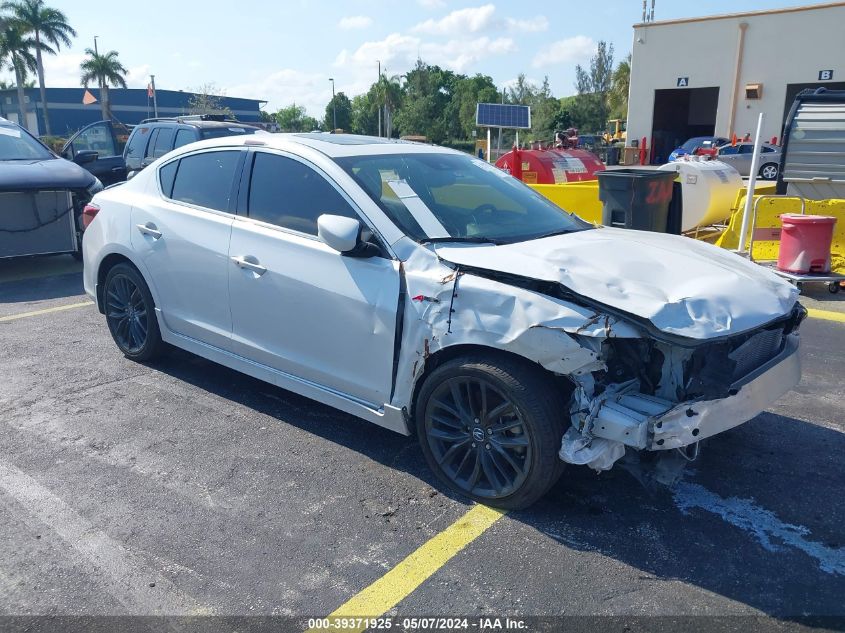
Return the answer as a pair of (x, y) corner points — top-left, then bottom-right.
(0, 301), (94, 323)
(807, 308), (845, 324)
(309, 504), (505, 632)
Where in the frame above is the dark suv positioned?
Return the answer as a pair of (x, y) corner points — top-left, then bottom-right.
(123, 115), (260, 179)
(60, 115), (260, 185)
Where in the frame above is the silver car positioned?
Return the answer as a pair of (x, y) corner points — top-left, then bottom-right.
(717, 142), (781, 179)
(81, 133), (803, 509)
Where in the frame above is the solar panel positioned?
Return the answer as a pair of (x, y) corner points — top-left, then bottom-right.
(475, 103), (531, 129)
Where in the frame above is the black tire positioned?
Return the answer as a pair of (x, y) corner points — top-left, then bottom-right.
(759, 163), (779, 180)
(415, 353), (569, 510)
(103, 262), (164, 362)
(829, 282), (841, 294)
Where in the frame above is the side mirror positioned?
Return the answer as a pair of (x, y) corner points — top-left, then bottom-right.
(317, 214), (380, 258)
(74, 150), (99, 165)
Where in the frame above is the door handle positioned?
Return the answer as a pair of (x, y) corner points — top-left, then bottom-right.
(230, 256), (267, 275)
(136, 223), (162, 239)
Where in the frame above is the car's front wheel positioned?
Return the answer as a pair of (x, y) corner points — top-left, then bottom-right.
(759, 163), (779, 180)
(103, 263), (164, 362)
(416, 354), (568, 510)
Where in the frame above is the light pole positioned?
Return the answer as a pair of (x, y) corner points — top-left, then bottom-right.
(328, 77), (336, 131)
(377, 60), (381, 137)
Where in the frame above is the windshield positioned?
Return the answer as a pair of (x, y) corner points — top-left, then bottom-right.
(0, 124), (53, 161)
(680, 138), (706, 152)
(200, 127), (258, 140)
(335, 152), (591, 244)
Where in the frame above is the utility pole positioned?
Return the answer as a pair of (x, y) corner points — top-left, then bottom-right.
(329, 77), (336, 131)
(150, 74), (158, 118)
(377, 60), (382, 137)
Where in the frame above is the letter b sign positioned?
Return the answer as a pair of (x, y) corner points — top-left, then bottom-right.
(819, 70), (834, 81)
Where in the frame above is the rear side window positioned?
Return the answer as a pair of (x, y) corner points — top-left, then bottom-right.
(151, 127), (175, 158)
(143, 129), (160, 159)
(124, 127), (151, 166)
(247, 152), (358, 234)
(159, 161), (178, 197)
(170, 151), (241, 212)
(173, 128), (196, 149)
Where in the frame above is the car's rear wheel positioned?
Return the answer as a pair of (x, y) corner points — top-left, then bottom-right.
(103, 263), (163, 362)
(759, 163), (779, 180)
(416, 354), (568, 510)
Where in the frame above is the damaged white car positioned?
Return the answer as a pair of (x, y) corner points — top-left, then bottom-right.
(82, 134), (805, 509)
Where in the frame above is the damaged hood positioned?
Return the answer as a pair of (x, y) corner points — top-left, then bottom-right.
(434, 227), (798, 339)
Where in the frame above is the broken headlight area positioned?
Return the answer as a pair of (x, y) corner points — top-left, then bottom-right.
(560, 303), (806, 474)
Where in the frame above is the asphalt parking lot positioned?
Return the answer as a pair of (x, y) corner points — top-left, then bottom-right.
(1, 255), (844, 633)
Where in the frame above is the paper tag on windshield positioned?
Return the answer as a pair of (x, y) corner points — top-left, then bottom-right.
(0, 127), (22, 138)
(385, 179), (449, 239)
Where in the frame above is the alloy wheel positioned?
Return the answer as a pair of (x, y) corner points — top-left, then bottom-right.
(106, 274), (149, 354)
(424, 377), (532, 499)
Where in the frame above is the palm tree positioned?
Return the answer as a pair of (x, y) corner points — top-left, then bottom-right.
(4, 0), (76, 136)
(79, 47), (127, 121)
(0, 22), (45, 131)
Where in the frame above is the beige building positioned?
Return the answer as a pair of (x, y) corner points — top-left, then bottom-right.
(627, 2), (845, 163)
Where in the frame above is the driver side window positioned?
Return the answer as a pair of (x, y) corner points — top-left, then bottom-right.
(70, 122), (117, 158)
(247, 152), (359, 236)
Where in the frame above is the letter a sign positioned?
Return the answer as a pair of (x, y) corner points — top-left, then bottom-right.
(677, 77), (689, 87)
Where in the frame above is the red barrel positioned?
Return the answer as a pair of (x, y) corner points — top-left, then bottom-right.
(777, 214), (837, 273)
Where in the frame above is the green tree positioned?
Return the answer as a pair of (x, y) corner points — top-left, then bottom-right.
(187, 83), (233, 118)
(573, 40), (614, 133)
(79, 47), (127, 121)
(275, 103), (318, 132)
(608, 53), (631, 121)
(451, 73), (498, 139)
(4, 0), (75, 135)
(0, 22), (44, 130)
(350, 93), (376, 135)
(374, 73), (402, 137)
(324, 91), (352, 131)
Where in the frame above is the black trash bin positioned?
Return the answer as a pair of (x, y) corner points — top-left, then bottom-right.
(596, 169), (677, 232)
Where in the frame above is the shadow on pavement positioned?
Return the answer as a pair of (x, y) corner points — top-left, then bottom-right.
(0, 256), (84, 304)
(149, 347), (845, 623)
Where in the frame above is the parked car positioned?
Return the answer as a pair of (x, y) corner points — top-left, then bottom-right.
(0, 116), (102, 259)
(61, 119), (129, 186)
(82, 133), (805, 509)
(717, 142), (782, 179)
(668, 136), (730, 161)
(61, 115), (261, 186)
(123, 116), (260, 179)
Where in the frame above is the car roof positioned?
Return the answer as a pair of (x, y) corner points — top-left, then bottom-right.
(167, 132), (455, 158)
(138, 118), (257, 130)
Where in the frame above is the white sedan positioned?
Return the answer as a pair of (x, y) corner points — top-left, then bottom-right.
(82, 133), (804, 508)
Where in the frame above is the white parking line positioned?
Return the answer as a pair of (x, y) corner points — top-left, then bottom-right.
(673, 480), (845, 576)
(0, 461), (213, 615)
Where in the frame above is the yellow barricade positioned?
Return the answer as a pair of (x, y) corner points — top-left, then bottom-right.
(716, 196), (845, 274)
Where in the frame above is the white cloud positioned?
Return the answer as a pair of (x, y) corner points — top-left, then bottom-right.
(338, 15), (373, 30)
(125, 64), (152, 88)
(41, 53), (86, 88)
(228, 68), (330, 116)
(335, 31), (517, 77)
(335, 32), (420, 71)
(420, 36), (516, 72)
(506, 16), (549, 32)
(417, 0), (446, 9)
(412, 4), (497, 36)
(531, 35), (596, 68)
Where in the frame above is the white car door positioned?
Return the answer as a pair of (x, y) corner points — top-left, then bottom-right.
(227, 150), (400, 406)
(131, 149), (245, 350)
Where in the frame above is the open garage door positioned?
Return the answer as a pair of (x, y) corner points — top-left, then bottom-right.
(651, 87), (719, 164)
(782, 81), (845, 130)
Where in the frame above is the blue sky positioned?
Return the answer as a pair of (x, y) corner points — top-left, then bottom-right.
(6, 0), (816, 117)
